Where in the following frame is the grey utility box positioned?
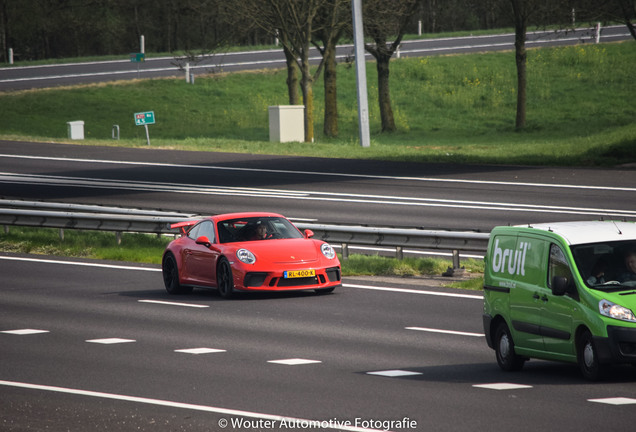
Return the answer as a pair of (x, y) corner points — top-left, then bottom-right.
(67, 120), (85, 140)
(268, 105), (304, 143)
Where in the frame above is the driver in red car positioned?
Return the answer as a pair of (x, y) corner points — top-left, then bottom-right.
(251, 223), (271, 240)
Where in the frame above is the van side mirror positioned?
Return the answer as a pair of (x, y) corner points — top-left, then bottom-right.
(195, 236), (212, 247)
(551, 276), (569, 296)
(304, 229), (314, 239)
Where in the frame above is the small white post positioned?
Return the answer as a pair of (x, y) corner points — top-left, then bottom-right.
(8, 48), (13, 64)
(185, 62), (190, 82)
(140, 35), (145, 54)
(418, 20), (422, 36)
(595, 22), (601, 43)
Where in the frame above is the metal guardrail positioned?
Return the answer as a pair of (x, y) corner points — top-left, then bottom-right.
(0, 200), (489, 268)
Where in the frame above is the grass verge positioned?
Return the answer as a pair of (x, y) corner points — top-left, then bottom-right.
(1, 42), (634, 167)
(0, 227), (484, 289)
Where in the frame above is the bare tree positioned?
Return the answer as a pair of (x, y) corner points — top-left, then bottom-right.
(362, 0), (420, 133)
(238, 0), (337, 142)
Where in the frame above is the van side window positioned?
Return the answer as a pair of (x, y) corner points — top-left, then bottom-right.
(548, 244), (573, 289)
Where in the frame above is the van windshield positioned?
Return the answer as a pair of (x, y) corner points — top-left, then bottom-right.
(571, 240), (636, 291)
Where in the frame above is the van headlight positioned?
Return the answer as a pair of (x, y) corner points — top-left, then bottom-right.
(599, 300), (636, 323)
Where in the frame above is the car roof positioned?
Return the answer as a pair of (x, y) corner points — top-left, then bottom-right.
(210, 212), (286, 222)
(513, 220), (636, 245)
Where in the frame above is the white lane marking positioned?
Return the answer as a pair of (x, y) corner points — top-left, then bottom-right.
(267, 358), (322, 366)
(2, 172), (635, 218)
(588, 397), (636, 405)
(0, 380), (383, 432)
(405, 327), (484, 337)
(138, 300), (209, 308)
(1, 329), (50, 335)
(344, 283), (483, 299)
(1, 255), (483, 300)
(367, 370), (422, 377)
(174, 348), (226, 354)
(0, 255), (161, 271)
(473, 383), (533, 390)
(86, 338), (136, 344)
(2, 153), (635, 193)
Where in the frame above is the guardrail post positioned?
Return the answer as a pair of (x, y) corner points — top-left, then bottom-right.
(341, 243), (349, 260)
(396, 246), (403, 260)
(452, 249), (460, 269)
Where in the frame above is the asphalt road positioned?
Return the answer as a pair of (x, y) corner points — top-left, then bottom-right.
(0, 26), (630, 91)
(1, 140), (635, 233)
(2, 255), (636, 432)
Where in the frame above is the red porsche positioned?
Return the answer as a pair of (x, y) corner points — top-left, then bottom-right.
(162, 212), (341, 298)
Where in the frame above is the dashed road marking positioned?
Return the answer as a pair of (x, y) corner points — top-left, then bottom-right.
(1, 329), (50, 335)
(85, 338), (136, 344)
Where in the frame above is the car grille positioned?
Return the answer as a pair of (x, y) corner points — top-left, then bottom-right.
(274, 276), (320, 287)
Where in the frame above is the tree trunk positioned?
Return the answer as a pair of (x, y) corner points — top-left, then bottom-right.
(283, 44), (300, 105)
(376, 54), (396, 132)
(511, 0), (527, 130)
(322, 38), (338, 137)
(514, 26), (527, 130)
(301, 57), (314, 142)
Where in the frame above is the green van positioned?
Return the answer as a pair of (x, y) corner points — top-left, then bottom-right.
(483, 221), (636, 380)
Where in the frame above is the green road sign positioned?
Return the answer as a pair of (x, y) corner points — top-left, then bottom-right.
(134, 111), (155, 126)
(130, 52), (145, 62)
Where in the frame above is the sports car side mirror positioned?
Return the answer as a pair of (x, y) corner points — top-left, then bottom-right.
(304, 229), (314, 239)
(195, 236), (212, 247)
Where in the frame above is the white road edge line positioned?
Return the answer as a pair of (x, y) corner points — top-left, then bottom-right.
(0, 380), (387, 432)
(1, 256), (484, 300)
(344, 283), (483, 299)
(2, 153), (635, 192)
(138, 300), (209, 308)
(0, 255), (161, 272)
(405, 327), (484, 337)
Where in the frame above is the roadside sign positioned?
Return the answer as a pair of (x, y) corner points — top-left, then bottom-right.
(134, 111), (155, 126)
(130, 52), (145, 62)
(134, 111), (155, 146)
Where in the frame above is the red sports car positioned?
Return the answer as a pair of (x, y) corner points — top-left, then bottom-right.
(162, 212), (341, 298)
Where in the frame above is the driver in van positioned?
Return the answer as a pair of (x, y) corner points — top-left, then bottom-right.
(620, 249), (636, 282)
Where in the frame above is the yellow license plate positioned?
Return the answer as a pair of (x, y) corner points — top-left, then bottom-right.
(284, 269), (316, 279)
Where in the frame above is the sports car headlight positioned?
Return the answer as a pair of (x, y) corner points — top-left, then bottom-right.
(236, 249), (256, 264)
(599, 299), (636, 323)
(321, 243), (336, 260)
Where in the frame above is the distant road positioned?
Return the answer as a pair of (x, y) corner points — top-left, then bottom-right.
(0, 25), (630, 91)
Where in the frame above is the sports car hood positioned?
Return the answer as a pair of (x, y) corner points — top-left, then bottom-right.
(245, 239), (323, 264)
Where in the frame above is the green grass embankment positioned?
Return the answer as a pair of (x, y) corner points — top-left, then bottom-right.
(1, 42), (634, 166)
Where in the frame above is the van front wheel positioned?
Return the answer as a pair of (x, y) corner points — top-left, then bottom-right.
(495, 321), (525, 372)
(578, 331), (603, 381)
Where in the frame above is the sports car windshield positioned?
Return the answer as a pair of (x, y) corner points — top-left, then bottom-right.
(217, 216), (303, 243)
(571, 240), (636, 291)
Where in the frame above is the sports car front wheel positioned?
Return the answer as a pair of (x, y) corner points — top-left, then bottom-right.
(162, 253), (193, 295)
(217, 257), (234, 299)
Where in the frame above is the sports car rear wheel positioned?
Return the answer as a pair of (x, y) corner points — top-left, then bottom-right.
(217, 257), (234, 299)
(162, 253), (192, 295)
